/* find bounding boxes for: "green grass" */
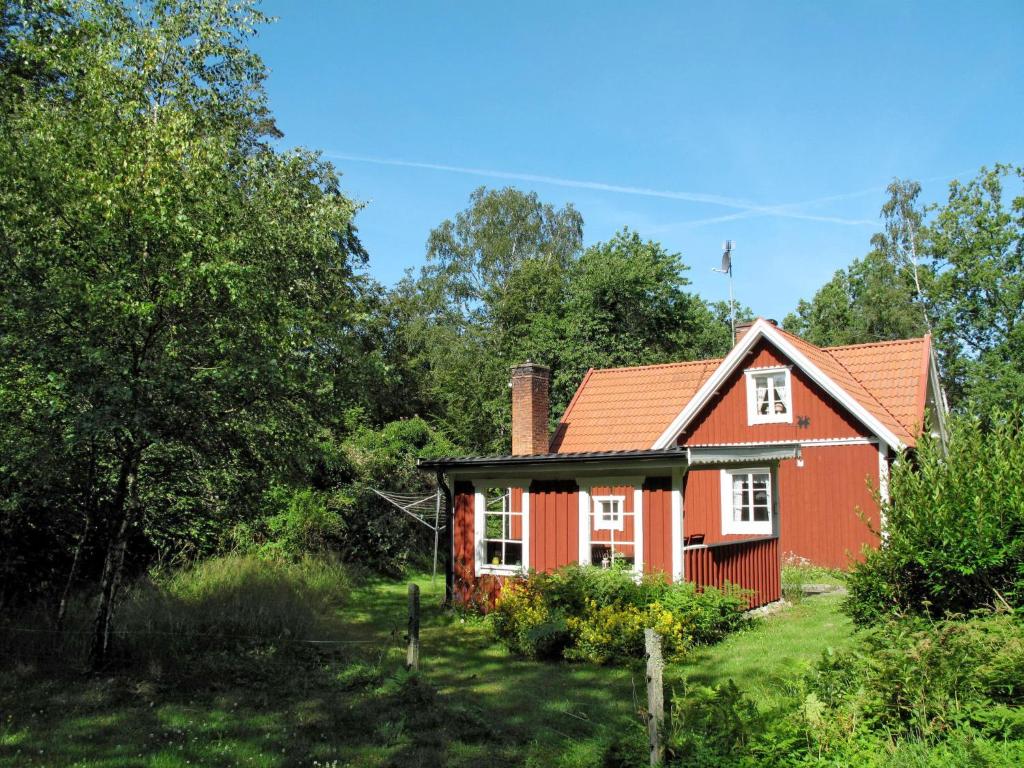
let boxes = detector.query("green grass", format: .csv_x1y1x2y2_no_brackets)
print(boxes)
677,592,853,710
0,573,852,768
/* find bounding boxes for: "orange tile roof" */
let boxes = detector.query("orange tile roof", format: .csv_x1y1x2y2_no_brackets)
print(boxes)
550,359,720,452
550,330,931,453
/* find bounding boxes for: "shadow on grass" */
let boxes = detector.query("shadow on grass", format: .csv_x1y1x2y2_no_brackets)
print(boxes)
0,579,851,768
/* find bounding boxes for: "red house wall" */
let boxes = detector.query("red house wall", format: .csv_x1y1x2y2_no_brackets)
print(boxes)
642,477,673,578
683,468,744,546
453,474,782,608
683,341,870,445
778,443,881,569
530,480,579,573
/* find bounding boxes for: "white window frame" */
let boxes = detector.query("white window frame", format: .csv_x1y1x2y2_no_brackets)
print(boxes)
720,467,773,536
592,495,625,531
745,366,793,425
577,478,644,575
473,479,530,577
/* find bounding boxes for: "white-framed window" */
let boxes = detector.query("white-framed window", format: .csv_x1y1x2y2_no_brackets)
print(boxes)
577,478,644,575
720,467,774,535
593,495,624,531
745,367,792,424
473,481,529,576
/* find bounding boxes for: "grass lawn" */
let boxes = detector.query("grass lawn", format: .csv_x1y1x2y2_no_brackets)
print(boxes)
0,576,853,768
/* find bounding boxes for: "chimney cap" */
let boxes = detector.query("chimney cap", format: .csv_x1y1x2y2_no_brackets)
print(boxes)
734,317,778,344
511,361,550,374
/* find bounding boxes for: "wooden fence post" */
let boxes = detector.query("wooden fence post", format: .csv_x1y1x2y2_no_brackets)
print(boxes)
406,583,420,671
645,628,665,766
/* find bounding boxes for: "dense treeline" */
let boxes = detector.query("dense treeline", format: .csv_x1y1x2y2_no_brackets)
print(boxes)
784,171,1024,414
1,0,1022,668
0,0,737,661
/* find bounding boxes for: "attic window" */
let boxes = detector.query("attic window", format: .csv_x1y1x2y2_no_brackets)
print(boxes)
745,367,792,425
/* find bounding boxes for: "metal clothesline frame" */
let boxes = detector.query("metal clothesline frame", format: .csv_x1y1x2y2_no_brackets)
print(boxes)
371,488,445,588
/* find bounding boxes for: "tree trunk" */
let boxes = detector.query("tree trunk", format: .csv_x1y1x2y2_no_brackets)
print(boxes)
55,510,92,632
89,448,139,670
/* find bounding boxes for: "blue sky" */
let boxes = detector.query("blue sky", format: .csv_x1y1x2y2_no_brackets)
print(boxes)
254,1,1022,321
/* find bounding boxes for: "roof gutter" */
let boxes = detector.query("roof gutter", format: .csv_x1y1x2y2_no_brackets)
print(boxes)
418,448,690,471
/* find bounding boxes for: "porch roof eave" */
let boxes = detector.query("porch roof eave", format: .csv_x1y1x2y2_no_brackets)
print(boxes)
418,443,801,480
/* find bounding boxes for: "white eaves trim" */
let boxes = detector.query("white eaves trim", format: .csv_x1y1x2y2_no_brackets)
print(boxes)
651,319,906,452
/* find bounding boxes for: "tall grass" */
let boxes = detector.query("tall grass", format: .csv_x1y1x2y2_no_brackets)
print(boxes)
0,554,350,671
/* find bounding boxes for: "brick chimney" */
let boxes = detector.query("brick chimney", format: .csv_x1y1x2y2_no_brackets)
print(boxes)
734,318,777,345
510,362,550,455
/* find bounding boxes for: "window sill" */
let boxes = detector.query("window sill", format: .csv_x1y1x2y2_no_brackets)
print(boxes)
721,524,773,537
477,564,526,577
748,415,792,425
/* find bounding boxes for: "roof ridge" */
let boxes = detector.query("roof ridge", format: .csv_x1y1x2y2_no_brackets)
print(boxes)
591,357,722,374
772,325,909,437
825,336,927,352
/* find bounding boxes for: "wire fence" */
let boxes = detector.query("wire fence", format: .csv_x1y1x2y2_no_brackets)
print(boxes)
0,609,412,666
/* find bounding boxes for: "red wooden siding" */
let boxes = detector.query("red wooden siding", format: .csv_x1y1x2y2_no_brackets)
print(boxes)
683,468,753,545
684,536,780,608
682,340,869,444
453,482,501,606
452,474,785,611
778,443,881,569
530,480,579,573
642,477,673,578
587,483,636,564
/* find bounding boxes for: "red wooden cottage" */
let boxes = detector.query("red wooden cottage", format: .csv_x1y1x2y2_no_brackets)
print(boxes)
421,318,946,608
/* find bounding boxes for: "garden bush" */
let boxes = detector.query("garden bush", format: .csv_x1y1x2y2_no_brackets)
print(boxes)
490,565,748,664
845,411,1024,624
0,554,351,671
607,612,1024,767
807,612,1024,741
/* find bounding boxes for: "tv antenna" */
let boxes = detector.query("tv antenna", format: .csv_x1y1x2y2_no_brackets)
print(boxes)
712,240,736,338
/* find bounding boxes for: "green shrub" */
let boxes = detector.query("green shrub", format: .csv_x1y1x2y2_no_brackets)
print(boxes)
605,613,1024,767
846,411,1024,624
0,554,351,671
490,565,748,664
120,554,350,663
808,613,1024,740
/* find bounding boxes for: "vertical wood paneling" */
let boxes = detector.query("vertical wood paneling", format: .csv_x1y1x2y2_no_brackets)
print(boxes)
529,480,579,574
683,536,780,608
683,468,755,545
683,340,869,445
642,477,673,578
778,443,881,568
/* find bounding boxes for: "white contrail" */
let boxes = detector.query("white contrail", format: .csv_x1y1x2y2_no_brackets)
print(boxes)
323,152,876,226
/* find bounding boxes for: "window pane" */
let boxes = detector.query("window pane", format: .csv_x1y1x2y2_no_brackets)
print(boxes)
732,476,746,521
772,373,788,413
757,378,769,414
753,505,770,522
485,513,503,538
591,544,612,567
485,540,504,565
504,543,523,567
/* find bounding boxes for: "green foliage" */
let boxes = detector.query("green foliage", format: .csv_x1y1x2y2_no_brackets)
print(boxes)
0,554,350,670
490,565,748,664
607,612,1024,767
929,164,1024,411
230,485,344,559
845,411,1024,624
0,0,379,642
781,553,846,603
808,614,1024,741
394,187,735,454
786,165,1024,417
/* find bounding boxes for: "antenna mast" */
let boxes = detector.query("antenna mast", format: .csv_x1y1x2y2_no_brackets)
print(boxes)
713,240,735,338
